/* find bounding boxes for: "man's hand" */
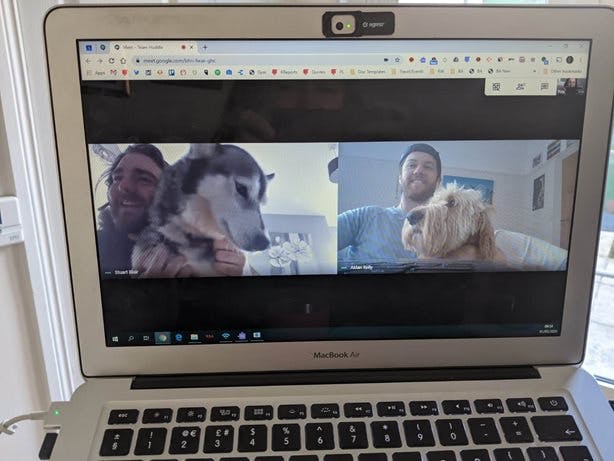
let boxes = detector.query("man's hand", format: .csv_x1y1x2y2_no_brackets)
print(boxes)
213,237,246,276
132,243,193,278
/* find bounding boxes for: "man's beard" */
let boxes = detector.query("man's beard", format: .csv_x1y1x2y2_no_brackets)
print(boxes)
110,205,149,235
405,179,438,204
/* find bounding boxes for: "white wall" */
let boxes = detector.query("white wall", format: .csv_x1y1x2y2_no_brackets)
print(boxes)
524,140,579,245
0,98,50,460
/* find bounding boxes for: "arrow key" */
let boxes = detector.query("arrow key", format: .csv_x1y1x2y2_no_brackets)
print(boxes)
531,415,582,442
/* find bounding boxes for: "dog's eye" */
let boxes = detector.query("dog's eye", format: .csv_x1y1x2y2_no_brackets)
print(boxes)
447,199,456,207
235,182,249,199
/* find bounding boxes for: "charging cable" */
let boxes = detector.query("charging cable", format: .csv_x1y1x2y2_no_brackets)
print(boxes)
0,411,48,436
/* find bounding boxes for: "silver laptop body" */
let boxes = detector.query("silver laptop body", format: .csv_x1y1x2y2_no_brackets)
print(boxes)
44,5,614,461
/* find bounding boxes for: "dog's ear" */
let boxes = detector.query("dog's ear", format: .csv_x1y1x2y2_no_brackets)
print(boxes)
422,206,447,257
476,211,495,260
187,143,217,159
266,173,275,182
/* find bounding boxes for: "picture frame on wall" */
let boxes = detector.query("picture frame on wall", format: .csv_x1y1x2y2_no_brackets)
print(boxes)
442,175,494,204
533,174,545,210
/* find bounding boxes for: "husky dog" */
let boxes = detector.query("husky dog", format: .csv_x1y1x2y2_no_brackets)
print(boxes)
402,183,497,260
132,143,274,276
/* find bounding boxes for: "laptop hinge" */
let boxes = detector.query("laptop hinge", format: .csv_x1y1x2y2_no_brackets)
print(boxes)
131,366,540,390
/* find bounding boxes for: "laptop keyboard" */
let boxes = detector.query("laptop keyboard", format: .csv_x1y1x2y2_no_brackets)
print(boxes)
96,396,594,461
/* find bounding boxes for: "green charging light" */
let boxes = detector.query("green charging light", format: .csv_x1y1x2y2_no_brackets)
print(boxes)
54,410,60,416
346,24,351,28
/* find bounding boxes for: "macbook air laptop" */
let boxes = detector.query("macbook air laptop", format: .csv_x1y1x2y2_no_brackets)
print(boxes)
43,4,614,461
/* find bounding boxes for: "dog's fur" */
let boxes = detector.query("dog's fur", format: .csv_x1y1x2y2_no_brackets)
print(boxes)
132,143,273,276
402,183,496,260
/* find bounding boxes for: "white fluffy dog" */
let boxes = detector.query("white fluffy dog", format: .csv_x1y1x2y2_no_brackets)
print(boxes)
402,183,497,260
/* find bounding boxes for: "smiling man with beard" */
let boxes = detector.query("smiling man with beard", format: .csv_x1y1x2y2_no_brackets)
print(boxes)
337,143,442,266
97,144,167,275
97,144,246,277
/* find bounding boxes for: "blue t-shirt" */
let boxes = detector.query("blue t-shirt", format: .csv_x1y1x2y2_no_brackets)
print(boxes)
338,206,417,265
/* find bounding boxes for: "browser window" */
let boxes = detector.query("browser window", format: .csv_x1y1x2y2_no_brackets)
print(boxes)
78,39,589,346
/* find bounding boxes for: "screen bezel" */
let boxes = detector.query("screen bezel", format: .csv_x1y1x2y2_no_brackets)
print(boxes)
44,5,614,377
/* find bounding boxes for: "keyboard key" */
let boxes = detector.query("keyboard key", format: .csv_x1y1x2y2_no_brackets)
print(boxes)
507,398,536,413
187,458,214,461
255,457,284,461
403,419,435,447
306,422,335,450
494,448,524,461
392,453,421,461
409,401,439,416
312,403,340,418
291,456,318,461
467,418,500,445
211,406,240,421
377,401,406,417
344,402,373,418
500,416,534,443
221,458,249,461
143,408,173,423
559,445,593,461
134,427,167,456
238,425,267,452
290,457,318,461
527,446,557,461
474,399,504,414
359,454,387,461
427,451,456,461
278,404,307,420
325,455,353,461
460,449,489,461
531,415,582,442
338,422,368,449
272,423,301,451
442,400,471,415
435,419,468,446
537,396,568,412
245,405,274,420
204,425,234,453
99,428,133,456
108,409,139,424
169,426,200,454
177,407,207,423
371,421,402,448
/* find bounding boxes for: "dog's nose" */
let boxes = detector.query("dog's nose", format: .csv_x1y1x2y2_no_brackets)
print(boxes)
250,234,270,251
406,210,424,225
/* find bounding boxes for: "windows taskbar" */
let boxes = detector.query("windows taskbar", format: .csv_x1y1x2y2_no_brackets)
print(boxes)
106,323,561,347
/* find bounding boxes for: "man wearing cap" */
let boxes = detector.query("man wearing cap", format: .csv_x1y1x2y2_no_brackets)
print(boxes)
337,143,441,265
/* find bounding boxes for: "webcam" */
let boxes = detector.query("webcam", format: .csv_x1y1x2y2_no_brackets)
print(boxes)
322,11,395,37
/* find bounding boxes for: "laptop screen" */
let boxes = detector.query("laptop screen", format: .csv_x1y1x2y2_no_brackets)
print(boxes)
77,39,589,347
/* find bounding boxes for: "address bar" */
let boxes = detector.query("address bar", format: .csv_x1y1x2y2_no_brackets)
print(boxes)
134,54,400,66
